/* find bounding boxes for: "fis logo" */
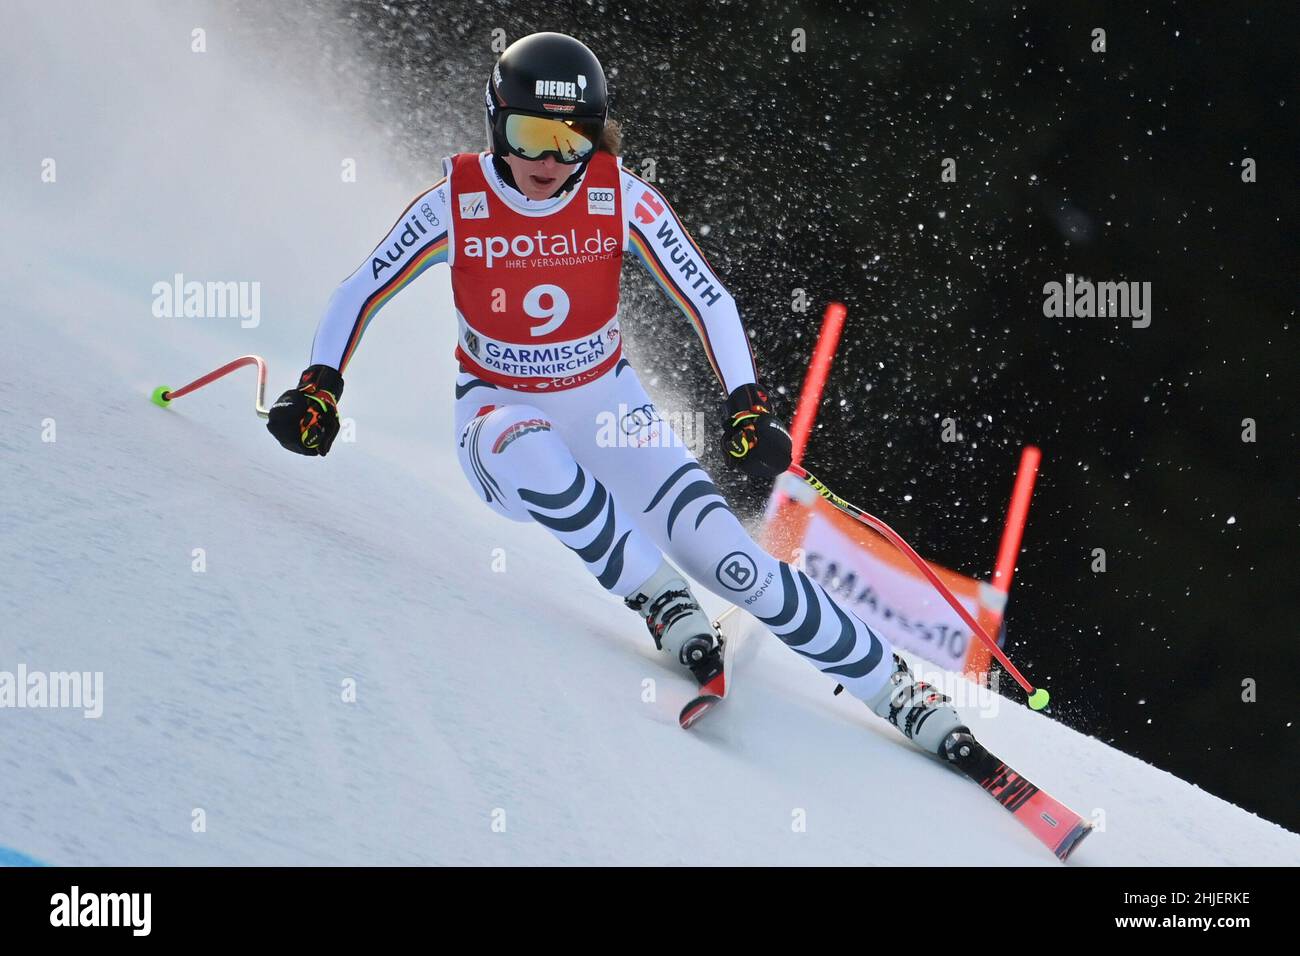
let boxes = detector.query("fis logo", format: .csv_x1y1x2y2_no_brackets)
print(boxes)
587,187,616,216
459,192,489,220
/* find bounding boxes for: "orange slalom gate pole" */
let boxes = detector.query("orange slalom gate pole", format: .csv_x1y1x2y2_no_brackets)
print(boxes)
992,446,1041,592
788,302,846,468
963,445,1042,679
761,302,846,553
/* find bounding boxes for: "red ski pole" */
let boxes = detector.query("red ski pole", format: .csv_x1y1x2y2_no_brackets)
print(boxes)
150,355,272,419
787,463,1050,710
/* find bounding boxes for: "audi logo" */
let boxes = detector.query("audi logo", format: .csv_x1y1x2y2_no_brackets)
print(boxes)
619,403,661,433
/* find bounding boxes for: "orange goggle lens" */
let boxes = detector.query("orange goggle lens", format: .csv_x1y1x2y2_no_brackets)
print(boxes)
503,114,601,164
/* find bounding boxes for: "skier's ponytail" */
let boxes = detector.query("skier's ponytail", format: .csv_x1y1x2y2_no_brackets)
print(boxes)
598,118,622,154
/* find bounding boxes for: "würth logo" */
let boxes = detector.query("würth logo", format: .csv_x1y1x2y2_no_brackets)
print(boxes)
634,190,665,225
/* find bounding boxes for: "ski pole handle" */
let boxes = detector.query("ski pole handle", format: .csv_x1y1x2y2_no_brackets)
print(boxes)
786,463,1047,706
151,354,272,419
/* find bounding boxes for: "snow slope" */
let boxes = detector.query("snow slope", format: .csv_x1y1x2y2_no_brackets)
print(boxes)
2,0,1297,866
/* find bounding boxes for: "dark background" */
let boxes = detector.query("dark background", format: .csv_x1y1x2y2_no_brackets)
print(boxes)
300,1,1296,830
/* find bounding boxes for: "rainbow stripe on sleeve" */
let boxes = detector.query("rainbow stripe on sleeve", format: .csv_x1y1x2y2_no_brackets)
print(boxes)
623,169,755,389
339,234,448,373
627,224,730,388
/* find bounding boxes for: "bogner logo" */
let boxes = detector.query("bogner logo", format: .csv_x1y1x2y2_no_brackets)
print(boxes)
716,551,759,592
459,192,489,219
587,187,616,216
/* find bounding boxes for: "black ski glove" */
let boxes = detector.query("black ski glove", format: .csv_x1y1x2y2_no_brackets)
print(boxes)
266,364,345,457
721,383,792,479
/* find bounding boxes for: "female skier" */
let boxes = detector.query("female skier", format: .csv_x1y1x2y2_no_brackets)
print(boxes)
267,32,964,753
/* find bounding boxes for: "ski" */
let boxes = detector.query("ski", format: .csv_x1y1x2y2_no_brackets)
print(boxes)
942,731,1094,861
674,619,1091,861
678,607,742,730
678,692,723,729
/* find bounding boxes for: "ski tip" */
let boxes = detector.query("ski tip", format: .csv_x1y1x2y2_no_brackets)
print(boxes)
678,694,723,730
1055,820,1095,862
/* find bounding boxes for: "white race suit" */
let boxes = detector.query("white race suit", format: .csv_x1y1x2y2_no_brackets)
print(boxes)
308,149,895,701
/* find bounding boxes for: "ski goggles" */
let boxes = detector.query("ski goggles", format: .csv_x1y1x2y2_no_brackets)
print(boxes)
501,113,603,164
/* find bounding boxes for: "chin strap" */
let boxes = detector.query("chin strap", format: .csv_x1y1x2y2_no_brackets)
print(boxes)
552,168,585,198
490,153,521,192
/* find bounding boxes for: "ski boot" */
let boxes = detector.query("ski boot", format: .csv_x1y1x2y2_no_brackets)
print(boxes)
624,559,725,697
864,653,968,755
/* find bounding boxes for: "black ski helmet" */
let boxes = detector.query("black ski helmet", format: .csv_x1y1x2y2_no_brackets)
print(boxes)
485,32,609,195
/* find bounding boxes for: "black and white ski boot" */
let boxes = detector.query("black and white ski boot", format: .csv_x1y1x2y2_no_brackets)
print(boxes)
864,653,968,755
624,560,725,697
